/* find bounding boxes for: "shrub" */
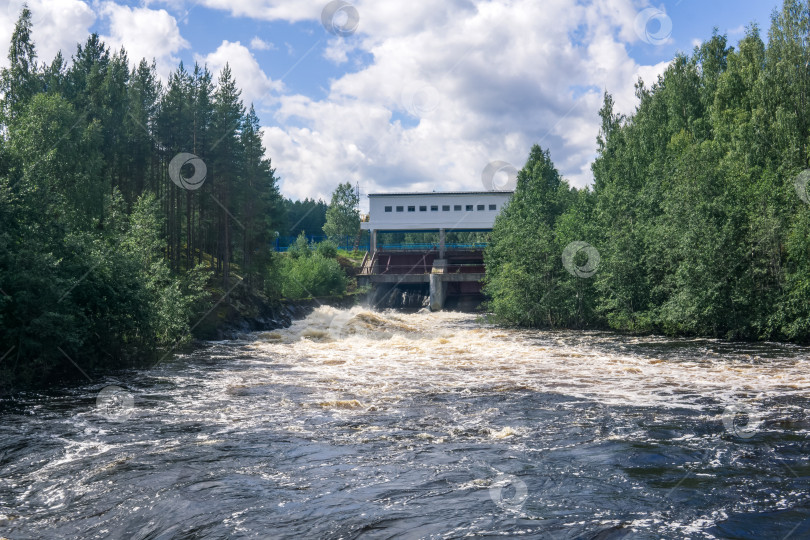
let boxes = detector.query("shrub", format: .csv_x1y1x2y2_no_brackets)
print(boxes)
287,232,311,259
280,253,347,299
315,240,338,259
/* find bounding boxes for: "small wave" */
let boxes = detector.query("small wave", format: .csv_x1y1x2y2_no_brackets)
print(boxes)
316,399,365,409
489,426,518,439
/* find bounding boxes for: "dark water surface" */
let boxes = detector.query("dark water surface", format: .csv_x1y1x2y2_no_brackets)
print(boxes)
2,307,809,539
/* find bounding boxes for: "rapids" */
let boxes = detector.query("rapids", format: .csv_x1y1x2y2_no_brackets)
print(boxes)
1,306,809,538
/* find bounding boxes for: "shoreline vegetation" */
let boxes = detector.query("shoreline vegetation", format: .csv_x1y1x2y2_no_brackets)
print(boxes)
484,0,810,343
0,8,360,390
2,1,810,390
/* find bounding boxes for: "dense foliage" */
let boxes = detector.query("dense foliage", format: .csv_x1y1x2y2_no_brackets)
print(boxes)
279,234,347,299
323,182,360,243
486,0,810,342
0,10,284,387
282,197,328,237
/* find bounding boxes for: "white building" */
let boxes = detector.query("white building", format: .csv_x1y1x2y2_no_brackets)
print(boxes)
360,191,513,232
359,191,513,310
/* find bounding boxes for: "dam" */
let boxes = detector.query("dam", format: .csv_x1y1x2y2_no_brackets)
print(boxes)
358,190,513,310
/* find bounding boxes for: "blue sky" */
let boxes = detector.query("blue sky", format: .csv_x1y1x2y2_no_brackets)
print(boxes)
0,0,785,208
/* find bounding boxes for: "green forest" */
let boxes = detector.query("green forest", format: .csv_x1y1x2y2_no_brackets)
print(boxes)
0,9,353,388
485,0,810,342
5,0,810,388
282,198,328,237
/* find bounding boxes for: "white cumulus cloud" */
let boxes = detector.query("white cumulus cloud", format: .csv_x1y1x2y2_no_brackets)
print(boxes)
0,0,679,206
99,3,189,79
247,0,673,202
195,40,283,107
250,36,274,51
198,0,326,22
0,0,95,69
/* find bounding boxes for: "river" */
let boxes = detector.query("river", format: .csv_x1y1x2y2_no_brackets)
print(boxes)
1,306,809,539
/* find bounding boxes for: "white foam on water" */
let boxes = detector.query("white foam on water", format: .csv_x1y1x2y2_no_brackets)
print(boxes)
240,306,810,413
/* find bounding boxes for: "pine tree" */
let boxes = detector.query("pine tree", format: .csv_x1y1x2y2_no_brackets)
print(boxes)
239,104,281,287
210,64,245,289
1,7,39,123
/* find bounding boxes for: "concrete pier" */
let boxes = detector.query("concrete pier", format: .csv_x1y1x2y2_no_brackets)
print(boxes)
429,259,447,311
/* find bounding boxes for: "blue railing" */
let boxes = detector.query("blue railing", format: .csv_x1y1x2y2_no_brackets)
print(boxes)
272,236,487,252
273,235,369,252
377,242,488,250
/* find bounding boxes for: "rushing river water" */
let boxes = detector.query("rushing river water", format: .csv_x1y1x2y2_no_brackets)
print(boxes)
2,306,810,539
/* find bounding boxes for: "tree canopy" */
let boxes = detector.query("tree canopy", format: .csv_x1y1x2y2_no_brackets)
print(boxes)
323,182,360,242
0,9,284,387
485,0,810,342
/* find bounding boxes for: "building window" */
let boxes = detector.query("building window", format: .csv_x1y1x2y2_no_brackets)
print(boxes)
477,204,485,211
430,205,438,211
396,206,404,212
408,206,415,212
442,205,450,211
489,204,496,210
466,204,473,211
454,205,462,211
419,205,427,211
384,206,392,212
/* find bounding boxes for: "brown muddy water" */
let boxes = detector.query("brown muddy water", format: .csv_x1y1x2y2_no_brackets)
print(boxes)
1,306,809,539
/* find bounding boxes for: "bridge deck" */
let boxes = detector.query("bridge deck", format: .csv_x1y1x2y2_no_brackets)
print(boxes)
359,249,485,276
367,273,485,283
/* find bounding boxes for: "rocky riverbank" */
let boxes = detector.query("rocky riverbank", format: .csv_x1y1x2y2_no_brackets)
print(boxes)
193,288,363,341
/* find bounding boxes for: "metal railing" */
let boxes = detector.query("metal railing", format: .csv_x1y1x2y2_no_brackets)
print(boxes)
272,237,487,253
376,242,488,251
367,263,485,275
273,235,369,252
